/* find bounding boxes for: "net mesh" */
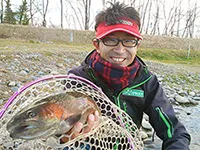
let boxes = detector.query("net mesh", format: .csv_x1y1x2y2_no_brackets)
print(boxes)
0,75,144,150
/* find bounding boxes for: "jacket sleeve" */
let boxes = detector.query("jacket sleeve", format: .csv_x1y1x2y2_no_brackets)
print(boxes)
144,75,191,150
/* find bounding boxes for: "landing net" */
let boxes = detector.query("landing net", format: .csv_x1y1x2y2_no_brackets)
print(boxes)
0,74,143,150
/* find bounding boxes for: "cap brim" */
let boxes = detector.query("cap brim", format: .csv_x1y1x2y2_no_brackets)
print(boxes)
96,20,143,40
96,28,143,40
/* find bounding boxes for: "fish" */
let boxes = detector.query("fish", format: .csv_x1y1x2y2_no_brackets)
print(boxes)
6,92,100,140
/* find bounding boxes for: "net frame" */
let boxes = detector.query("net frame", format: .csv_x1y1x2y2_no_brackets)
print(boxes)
0,74,144,150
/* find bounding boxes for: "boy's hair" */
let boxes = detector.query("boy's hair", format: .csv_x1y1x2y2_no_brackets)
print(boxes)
95,2,141,31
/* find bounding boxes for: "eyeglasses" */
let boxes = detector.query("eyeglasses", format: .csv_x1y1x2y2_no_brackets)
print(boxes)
98,37,139,47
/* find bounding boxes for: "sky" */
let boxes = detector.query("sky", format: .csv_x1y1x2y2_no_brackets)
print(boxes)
11,0,104,29
8,0,200,37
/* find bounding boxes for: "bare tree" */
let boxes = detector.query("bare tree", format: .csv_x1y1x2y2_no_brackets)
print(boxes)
64,13,76,29
42,0,49,27
128,0,136,7
189,2,199,38
84,0,91,30
168,6,177,36
29,0,33,25
66,0,83,29
0,0,3,23
145,0,152,34
150,0,160,35
29,0,49,27
168,1,185,37
182,0,199,38
60,0,63,28
137,0,144,17
65,0,92,30
176,1,182,37
190,2,197,37
140,0,150,33
161,0,179,36
28,0,42,26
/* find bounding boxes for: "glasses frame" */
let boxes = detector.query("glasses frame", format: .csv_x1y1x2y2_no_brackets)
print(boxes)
96,37,139,48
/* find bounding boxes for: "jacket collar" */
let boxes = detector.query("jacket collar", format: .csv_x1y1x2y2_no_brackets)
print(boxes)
82,50,152,93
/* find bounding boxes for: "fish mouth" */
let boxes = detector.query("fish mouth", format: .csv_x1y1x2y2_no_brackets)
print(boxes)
8,122,38,132
7,121,58,140
8,124,37,138
19,124,37,131
8,124,50,140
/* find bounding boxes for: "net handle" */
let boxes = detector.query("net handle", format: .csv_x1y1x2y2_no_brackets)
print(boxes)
0,74,102,119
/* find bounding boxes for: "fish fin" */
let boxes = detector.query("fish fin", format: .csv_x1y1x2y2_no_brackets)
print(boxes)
56,114,81,134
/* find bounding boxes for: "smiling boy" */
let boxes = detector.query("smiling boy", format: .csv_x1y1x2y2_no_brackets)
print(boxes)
68,2,191,149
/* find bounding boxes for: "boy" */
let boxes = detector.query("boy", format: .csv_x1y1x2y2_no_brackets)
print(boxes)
68,2,190,149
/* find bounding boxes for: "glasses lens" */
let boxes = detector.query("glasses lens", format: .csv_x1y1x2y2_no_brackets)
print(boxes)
101,38,138,47
102,38,119,46
123,39,138,47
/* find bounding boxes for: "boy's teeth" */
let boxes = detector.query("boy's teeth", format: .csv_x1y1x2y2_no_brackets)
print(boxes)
113,58,124,62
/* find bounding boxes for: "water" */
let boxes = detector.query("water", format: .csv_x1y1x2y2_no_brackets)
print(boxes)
144,104,200,150
177,104,200,150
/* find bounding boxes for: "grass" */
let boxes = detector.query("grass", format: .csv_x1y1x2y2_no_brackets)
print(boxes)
137,47,200,65
0,38,93,52
0,38,199,91
0,38,200,66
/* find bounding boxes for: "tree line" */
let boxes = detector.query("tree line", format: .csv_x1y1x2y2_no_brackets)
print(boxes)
1,0,29,25
0,0,200,38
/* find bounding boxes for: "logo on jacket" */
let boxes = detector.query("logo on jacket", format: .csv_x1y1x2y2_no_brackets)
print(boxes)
122,89,144,98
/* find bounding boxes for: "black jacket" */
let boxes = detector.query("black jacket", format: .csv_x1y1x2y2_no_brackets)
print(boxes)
68,50,191,150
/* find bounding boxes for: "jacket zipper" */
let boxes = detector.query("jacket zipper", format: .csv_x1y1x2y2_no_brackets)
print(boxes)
116,75,152,106
113,75,152,132
155,107,173,138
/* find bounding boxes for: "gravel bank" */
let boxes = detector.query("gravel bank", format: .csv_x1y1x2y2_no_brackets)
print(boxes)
0,51,200,149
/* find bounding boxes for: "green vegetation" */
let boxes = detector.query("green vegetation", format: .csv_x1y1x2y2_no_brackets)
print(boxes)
3,0,17,24
2,0,29,24
137,48,200,65
0,38,199,90
0,38,200,66
0,38,93,52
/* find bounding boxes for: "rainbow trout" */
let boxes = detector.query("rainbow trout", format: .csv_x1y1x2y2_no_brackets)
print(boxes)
6,92,100,140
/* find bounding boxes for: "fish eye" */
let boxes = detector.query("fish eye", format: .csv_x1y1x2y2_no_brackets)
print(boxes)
27,111,36,118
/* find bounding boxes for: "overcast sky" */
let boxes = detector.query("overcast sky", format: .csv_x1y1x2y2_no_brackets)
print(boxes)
8,0,200,37
11,0,103,29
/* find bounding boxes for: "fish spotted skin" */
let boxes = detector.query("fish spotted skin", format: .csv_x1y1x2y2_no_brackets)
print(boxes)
6,92,100,140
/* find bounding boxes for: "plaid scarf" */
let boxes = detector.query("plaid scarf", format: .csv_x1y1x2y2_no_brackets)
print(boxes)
88,51,140,92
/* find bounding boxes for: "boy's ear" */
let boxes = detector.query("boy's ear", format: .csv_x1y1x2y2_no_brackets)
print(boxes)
92,38,100,52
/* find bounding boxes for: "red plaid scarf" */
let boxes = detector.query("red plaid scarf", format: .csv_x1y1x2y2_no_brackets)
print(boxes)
88,51,140,92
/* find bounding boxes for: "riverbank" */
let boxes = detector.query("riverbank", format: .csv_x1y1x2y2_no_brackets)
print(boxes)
0,38,200,149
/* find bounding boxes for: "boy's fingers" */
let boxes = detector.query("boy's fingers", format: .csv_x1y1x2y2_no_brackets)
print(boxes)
74,122,84,132
61,122,83,143
71,122,84,139
63,111,99,142
83,111,99,133
83,114,95,133
94,110,99,121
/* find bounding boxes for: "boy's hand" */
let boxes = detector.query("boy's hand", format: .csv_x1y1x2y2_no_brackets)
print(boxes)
61,110,99,142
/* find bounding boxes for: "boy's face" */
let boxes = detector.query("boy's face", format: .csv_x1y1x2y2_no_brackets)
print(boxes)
93,31,139,67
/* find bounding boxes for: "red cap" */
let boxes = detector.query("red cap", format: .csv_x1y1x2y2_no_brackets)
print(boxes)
96,19,142,40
